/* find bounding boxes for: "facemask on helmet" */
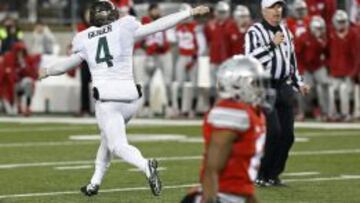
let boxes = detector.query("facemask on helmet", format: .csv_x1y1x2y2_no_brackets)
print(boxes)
333,10,349,31
89,0,119,27
217,55,276,110
233,5,251,26
310,16,326,38
292,0,308,19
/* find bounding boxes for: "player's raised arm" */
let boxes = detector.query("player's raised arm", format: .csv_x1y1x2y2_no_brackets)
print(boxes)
134,5,209,41
38,54,83,80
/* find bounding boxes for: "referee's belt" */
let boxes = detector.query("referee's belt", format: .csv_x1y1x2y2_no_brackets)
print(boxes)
271,77,291,87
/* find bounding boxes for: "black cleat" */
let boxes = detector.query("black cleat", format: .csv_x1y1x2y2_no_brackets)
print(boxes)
147,159,162,196
267,178,287,187
80,183,100,196
255,178,269,187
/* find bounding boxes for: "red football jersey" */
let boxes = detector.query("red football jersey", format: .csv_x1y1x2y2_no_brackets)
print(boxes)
141,16,170,55
204,19,234,64
329,28,357,77
176,21,198,56
295,31,327,73
225,23,248,56
200,99,266,196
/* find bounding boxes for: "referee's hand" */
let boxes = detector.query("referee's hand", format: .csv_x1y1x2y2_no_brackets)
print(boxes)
273,32,285,46
299,84,311,96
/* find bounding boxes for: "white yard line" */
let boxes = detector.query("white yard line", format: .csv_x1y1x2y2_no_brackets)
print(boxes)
1,117,360,129
1,175,360,199
0,126,95,133
0,183,199,199
1,148,360,169
283,172,320,177
128,167,167,172
296,131,360,137
54,165,92,170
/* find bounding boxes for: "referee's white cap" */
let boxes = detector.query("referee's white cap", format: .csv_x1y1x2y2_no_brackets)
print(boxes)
261,0,285,9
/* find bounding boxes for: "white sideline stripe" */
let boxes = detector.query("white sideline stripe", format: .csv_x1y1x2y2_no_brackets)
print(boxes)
54,165,92,170
0,183,199,199
294,137,309,142
2,148,360,169
2,117,360,129
283,172,320,177
1,175,360,199
128,167,167,172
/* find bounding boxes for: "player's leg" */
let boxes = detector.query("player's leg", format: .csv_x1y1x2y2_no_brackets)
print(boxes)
182,59,197,116
97,101,161,195
354,83,360,119
314,67,330,119
21,77,35,116
81,133,111,196
327,77,340,120
159,52,174,113
339,77,352,121
172,56,187,114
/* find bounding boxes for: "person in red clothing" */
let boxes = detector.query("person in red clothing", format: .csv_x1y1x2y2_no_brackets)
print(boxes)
287,0,311,38
306,0,336,29
172,4,206,118
296,16,329,120
204,1,234,106
226,5,251,57
351,1,360,119
110,0,136,16
328,10,357,121
0,42,40,116
140,3,174,117
181,56,270,203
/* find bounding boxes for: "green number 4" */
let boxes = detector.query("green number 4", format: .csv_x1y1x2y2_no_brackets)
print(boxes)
96,37,114,67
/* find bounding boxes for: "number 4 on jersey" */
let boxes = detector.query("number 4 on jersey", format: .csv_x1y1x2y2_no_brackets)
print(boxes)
96,37,114,67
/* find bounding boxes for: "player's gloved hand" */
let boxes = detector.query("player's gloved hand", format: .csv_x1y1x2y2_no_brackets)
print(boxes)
191,5,210,16
38,68,48,80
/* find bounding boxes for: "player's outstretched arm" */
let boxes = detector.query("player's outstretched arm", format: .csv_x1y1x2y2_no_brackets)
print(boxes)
38,54,83,80
134,5,209,41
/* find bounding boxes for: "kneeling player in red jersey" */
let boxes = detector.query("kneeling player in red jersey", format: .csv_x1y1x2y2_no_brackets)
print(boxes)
181,55,275,203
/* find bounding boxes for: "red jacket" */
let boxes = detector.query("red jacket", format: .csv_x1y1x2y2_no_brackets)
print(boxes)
225,23,248,57
287,16,311,38
140,16,170,55
204,18,234,64
295,31,327,73
200,99,266,196
176,21,198,56
306,0,336,28
328,28,357,77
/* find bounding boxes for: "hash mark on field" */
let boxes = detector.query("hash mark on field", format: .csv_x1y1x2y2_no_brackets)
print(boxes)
1,175,360,199
54,165,92,170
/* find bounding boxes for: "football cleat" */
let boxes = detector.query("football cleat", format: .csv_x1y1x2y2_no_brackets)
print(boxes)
267,178,287,187
147,159,162,196
80,183,100,196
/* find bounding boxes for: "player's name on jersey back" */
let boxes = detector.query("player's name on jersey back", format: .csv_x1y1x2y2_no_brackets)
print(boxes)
88,25,113,39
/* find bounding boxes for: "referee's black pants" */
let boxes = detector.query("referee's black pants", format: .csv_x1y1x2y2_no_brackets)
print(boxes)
259,82,296,180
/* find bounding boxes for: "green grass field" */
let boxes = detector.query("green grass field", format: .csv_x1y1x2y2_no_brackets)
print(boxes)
0,121,360,203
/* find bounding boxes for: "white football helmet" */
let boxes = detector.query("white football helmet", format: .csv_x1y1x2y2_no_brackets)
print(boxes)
215,1,230,20
292,0,308,19
310,16,326,38
217,55,275,109
233,5,251,25
333,10,349,31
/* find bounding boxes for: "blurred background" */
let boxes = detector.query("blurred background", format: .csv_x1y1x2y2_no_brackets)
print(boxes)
0,0,360,123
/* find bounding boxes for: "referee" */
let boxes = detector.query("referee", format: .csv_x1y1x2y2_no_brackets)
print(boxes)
245,0,310,186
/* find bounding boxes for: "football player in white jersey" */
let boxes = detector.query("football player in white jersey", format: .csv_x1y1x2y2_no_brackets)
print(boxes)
38,0,209,197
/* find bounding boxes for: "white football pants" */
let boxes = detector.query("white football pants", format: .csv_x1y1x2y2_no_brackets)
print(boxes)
90,100,149,185
328,77,353,117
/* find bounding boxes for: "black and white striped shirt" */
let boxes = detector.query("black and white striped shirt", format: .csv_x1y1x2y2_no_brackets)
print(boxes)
245,20,303,88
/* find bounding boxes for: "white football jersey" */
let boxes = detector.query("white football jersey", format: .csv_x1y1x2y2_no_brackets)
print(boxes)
72,16,141,101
